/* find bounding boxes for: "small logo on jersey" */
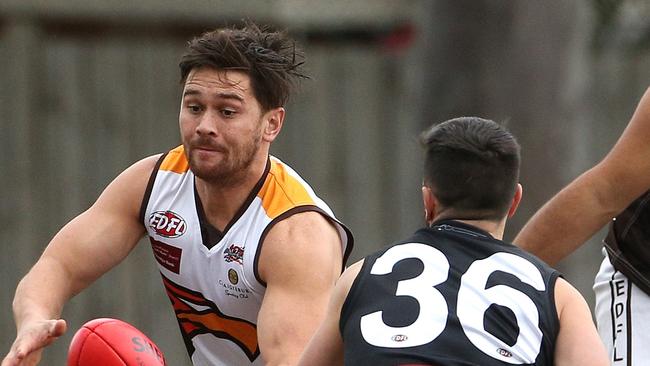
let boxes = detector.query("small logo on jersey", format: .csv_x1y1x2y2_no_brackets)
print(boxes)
224,244,244,264
391,334,408,342
228,268,239,285
496,348,513,358
149,211,187,238
218,278,251,300
150,238,182,274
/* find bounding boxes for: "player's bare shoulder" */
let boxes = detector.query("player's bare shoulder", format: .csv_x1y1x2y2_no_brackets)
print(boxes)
258,211,343,283
120,154,163,183
90,154,163,216
271,210,340,241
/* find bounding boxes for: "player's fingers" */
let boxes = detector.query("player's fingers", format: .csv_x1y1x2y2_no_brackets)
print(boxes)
49,319,67,338
1,319,65,366
10,351,41,366
4,320,62,365
5,347,42,366
1,354,16,366
21,352,42,366
2,342,27,366
2,347,36,366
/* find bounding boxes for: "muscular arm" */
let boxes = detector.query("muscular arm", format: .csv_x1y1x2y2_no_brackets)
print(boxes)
515,87,650,265
553,278,608,365
297,260,363,366
256,211,344,366
2,155,158,366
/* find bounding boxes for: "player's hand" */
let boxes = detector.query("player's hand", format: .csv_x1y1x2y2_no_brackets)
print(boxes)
2,319,67,366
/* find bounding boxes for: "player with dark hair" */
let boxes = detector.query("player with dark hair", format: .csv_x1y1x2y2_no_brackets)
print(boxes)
515,87,650,365
298,117,607,365
2,22,352,366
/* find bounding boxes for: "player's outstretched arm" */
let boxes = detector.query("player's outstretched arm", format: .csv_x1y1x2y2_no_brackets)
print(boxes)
297,260,363,366
553,278,609,366
515,87,650,265
2,155,159,366
256,211,344,366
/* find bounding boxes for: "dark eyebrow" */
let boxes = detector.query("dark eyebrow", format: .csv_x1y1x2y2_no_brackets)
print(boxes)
182,89,201,98
216,92,245,102
182,89,245,103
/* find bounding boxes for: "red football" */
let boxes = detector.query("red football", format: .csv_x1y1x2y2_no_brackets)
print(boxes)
67,318,166,366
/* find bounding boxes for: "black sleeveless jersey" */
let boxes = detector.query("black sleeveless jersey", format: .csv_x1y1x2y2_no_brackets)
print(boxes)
340,220,561,366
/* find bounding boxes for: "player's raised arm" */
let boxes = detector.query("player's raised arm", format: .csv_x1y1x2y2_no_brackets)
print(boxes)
2,155,158,366
256,211,344,365
515,87,650,265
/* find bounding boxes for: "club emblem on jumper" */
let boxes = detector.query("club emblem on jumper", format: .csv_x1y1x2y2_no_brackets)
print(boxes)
149,211,187,238
224,244,244,264
228,268,239,285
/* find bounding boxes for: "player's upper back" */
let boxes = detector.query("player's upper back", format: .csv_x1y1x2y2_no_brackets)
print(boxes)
340,220,560,366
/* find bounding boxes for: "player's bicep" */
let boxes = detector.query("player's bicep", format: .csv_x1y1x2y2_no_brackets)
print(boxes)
257,211,343,365
39,155,158,292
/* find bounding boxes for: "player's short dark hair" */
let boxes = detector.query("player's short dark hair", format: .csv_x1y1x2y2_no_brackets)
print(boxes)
179,21,307,112
420,117,520,220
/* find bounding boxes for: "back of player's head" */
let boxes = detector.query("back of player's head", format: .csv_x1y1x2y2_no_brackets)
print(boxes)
420,117,520,220
179,21,307,112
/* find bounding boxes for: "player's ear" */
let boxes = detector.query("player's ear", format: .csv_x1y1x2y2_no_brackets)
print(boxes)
422,185,437,225
507,183,523,218
262,107,284,142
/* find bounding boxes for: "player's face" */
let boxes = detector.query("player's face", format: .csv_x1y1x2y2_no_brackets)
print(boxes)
179,68,265,184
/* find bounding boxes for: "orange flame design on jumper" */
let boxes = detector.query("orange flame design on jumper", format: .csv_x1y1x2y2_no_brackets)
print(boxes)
161,275,259,361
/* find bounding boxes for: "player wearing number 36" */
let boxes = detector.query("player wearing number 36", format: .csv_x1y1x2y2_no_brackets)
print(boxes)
298,117,608,366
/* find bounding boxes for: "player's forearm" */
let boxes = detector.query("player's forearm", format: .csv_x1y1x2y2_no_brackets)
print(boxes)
515,171,618,265
258,298,331,366
259,326,312,366
12,257,75,329
297,350,342,366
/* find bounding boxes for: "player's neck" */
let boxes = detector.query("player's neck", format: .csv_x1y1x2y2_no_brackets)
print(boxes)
432,215,506,240
453,218,506,240
195,158,268,231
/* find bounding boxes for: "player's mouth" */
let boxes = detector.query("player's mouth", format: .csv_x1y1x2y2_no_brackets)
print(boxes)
191,143,226,154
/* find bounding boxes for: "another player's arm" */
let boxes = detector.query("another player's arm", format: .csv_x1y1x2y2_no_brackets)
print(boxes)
256,211,344,366
553,278,609,366
297,260,363,366
515,87,650,265
2,155,158,366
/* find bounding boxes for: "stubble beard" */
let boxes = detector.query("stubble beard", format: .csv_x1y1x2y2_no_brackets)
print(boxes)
188,135,263,187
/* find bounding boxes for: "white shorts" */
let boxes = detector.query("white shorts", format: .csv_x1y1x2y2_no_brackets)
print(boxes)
594,248,650,365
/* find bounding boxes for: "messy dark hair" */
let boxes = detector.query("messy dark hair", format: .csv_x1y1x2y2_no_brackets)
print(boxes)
420,117,521,220
179,21,308,111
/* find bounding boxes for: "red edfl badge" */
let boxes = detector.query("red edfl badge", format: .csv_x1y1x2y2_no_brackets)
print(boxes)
149,211,187,238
